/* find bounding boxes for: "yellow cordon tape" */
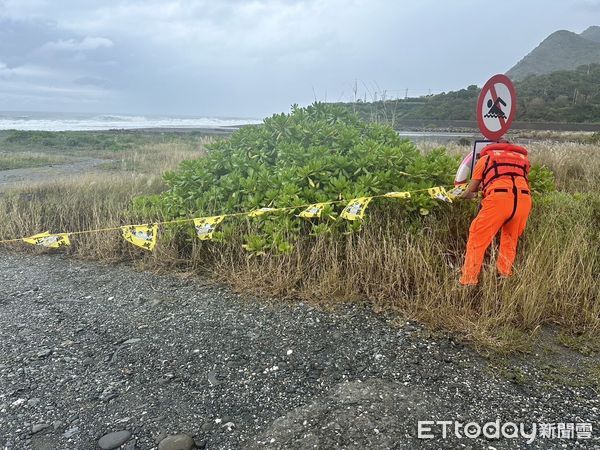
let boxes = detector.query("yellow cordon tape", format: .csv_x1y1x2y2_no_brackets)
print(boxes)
0,185,463,251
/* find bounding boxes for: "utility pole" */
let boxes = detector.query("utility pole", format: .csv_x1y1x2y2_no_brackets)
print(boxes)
352,79,358,113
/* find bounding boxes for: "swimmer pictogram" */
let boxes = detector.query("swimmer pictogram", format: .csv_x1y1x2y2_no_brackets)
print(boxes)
484,97,507,119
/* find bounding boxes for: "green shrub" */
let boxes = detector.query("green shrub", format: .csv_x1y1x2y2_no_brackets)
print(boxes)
135,104,461,251
135,103,555,253
529,164,556,193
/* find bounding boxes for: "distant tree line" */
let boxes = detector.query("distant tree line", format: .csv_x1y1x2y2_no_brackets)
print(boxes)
333,64,600,124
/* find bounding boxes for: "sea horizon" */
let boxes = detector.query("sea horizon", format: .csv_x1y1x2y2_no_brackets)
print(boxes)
0,111,262,132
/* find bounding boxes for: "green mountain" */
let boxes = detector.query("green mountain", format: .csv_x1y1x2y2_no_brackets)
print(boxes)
580,25,600,43
507,27,600,80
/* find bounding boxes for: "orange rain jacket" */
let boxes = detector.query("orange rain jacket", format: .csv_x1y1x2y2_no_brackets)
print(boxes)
460,143,532,285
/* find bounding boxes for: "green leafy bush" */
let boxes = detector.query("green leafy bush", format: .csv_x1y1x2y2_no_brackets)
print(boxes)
529,164,556,193
135,103,555,252
135,103,461,251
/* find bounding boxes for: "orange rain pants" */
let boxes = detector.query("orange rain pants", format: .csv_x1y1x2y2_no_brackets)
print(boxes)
460,188,532,285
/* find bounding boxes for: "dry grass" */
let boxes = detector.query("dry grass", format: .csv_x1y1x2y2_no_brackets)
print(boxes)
200,192,598,354
0,173,163,258
526,141,600,191
428,139,600,192
0,152,70,170
99,141,208,174
0,138,210,259
0,136,598,353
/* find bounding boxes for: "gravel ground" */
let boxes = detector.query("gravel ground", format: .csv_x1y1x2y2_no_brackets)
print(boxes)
0,252,598,449
0,159,108,189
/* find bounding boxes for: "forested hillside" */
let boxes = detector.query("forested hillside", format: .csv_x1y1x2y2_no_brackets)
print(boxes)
334,64,600,124
507,28,600,80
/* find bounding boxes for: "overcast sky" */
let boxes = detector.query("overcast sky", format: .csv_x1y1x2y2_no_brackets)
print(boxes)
0,0,598,117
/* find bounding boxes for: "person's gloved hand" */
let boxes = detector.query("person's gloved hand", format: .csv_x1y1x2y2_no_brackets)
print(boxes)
461,191,478,200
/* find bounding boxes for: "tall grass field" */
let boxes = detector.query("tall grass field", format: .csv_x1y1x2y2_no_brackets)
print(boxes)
0,105,598,353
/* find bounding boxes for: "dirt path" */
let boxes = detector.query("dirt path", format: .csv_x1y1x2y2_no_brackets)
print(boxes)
0,159,108,190
0,253,598,449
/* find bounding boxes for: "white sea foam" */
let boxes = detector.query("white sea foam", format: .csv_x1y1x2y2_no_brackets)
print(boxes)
0,112,262,131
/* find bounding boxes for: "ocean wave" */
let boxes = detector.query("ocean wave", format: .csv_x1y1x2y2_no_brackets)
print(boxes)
0,113,262,131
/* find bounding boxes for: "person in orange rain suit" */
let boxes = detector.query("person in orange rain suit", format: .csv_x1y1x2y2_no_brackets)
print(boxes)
459,141,532,285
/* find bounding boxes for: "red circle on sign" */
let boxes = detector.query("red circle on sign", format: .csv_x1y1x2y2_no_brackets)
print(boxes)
476,74,517,141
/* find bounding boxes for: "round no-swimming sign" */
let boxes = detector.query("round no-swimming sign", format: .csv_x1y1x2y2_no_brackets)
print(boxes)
476,74,516,141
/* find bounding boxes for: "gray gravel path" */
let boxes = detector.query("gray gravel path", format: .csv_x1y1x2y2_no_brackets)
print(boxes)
0,252,598,449
0,159,108,190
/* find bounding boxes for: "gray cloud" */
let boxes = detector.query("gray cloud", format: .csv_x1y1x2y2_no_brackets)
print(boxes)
40,37,114,52
0,0,597,116
73,76,110,88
